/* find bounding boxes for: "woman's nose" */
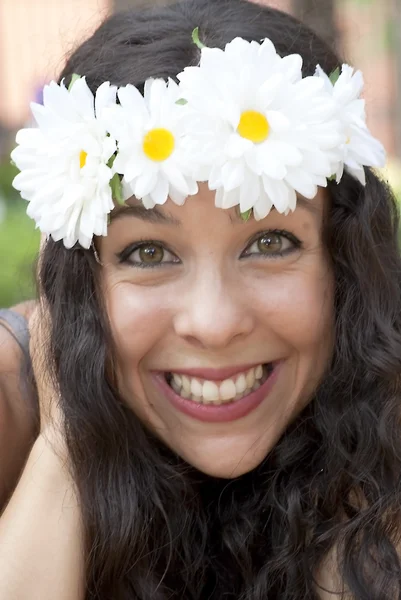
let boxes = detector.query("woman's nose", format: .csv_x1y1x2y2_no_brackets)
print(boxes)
173,272,255,350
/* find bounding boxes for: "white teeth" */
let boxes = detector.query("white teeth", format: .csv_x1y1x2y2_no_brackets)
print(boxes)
220,379,237,401
173,374,182,388
235,373,247,394
171,378,180,394
202,381,219,403
182,375,191,394
168,363,270,405
190,378,203,397
255,364,263,380
246,368,255,388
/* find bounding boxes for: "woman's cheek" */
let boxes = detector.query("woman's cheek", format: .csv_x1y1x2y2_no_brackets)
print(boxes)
249,266,334,347
105,281,171,361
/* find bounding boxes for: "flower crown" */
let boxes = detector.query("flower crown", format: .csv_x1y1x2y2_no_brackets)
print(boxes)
11,30,386,249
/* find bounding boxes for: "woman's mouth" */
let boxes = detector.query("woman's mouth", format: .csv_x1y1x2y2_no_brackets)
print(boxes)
165,363,272,405
153,363,279,423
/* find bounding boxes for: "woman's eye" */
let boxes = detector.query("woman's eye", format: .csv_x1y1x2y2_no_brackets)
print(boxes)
243,231,300,258
120,242,179,267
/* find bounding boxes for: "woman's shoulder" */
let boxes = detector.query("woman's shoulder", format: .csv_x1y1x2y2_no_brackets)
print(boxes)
0,301,35,373
0,301,38,507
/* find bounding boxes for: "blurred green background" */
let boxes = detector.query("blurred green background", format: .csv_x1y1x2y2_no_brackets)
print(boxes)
0,162,39,307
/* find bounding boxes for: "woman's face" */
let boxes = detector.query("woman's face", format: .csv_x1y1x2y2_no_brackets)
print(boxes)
99,184,334,478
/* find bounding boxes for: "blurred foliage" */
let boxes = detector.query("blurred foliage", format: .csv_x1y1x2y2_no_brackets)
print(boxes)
0,161,20,204
0,199,39,307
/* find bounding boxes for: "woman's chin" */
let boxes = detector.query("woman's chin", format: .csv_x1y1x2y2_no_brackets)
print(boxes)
178,445,269,479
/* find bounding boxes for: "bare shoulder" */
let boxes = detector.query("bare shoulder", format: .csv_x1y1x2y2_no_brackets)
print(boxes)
0,301,38,507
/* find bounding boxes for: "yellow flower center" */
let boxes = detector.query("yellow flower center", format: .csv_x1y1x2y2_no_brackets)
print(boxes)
237,110,270,144
79,150,88,169
143,128,175,162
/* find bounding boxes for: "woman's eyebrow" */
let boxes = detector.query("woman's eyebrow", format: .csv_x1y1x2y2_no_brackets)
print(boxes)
110,204,181,226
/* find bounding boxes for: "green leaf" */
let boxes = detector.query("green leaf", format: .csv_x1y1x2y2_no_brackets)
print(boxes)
192,27,206,50
107,153,116,169
68,73,81,91
110,173,124,205
241,209,252,222
176,98,188,105
329,67,341,86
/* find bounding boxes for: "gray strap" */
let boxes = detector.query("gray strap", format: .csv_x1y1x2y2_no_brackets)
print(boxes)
0,309,30,358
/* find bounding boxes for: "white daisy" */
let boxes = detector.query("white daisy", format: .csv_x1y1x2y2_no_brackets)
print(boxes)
11,77,117,249
178,37,344,219
315,64,386,185
103,78,198,209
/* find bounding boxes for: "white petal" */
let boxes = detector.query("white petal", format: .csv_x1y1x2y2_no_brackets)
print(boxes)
256,145,287,179
244,148,263,176
133,169,159,198
150,174,169,205
266,111,290,133
220,187,241,209
118,85,148,120
262,176,292,214
285,169,318,199
280,54,303,83
239,171,262,213
145,78,167,120
168,186,188,206
42,81,77,121
95,81,117,117
225,134,253,159
14,127,43,148
345,164,366,185
314,65,334,94
122,178,134,201
142,194,156,209
257,74,284,108
221,161,245,192
70,77,95,119
163,162,192,195
215,186,224,208
118,154,148,182
253,195,273,220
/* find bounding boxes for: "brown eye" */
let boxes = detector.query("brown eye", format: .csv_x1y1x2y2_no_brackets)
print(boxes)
243,231,298,258
138,243,165,264
257,234,283,254
122,242,179,267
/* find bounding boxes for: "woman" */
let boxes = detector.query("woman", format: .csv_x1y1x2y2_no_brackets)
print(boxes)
0,0,400,598
0,302,37,505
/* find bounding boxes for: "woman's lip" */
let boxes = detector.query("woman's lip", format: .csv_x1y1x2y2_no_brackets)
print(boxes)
154,363,270,382
152,363,280,424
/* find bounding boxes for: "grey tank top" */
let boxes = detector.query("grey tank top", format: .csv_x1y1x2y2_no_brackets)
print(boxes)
0,309,30,360
0,309,38,429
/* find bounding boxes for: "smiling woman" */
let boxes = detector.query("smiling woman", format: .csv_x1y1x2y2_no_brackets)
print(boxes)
1,0,401,599
98,186,332,476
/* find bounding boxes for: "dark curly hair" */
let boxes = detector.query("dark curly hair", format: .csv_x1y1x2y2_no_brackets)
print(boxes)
39,0,401,598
